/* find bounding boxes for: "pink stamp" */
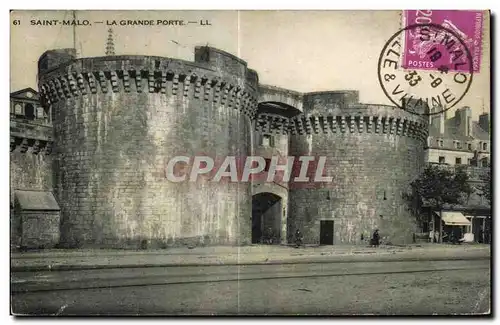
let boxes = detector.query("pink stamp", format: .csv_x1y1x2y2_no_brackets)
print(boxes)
402,10,484,72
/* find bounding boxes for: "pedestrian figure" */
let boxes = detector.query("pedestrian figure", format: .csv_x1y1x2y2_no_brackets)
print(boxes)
370,229,380,247
266,227,274,244
294,229,303,248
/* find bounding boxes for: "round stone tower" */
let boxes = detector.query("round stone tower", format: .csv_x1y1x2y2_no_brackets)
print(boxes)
287,91,428,245
38,47,258,248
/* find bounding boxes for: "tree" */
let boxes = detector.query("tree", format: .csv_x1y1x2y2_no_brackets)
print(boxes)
407,164,473,242
479,168,491,206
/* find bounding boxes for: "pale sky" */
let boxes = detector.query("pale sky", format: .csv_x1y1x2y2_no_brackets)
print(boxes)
10,10,490,120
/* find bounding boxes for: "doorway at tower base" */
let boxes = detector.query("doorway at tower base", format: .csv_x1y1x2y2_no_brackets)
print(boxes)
252,192,282,245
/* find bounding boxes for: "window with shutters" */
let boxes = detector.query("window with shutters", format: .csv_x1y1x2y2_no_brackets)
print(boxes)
14,102,23,115
36,106,44,119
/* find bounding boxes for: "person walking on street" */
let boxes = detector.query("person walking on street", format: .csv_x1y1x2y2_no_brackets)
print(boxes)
371,229,380,247
294,229,303,248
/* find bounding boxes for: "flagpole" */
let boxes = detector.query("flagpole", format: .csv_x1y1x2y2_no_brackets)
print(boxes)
73,10,78,57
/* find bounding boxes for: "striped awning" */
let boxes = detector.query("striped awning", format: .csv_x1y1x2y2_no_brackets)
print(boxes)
434,211,471,226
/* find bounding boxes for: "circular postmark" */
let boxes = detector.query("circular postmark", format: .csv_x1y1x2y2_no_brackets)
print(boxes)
378,23,474,116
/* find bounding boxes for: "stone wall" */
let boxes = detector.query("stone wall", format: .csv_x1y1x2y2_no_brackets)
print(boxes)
20,210,60,249
10,151,53,199
10,121,53,248
258,85,303,112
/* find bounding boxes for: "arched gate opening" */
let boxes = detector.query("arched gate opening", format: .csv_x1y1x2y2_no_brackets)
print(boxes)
251,192,282,244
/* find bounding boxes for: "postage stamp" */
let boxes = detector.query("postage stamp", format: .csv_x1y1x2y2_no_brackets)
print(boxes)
402,10,484,73
378,22,474,115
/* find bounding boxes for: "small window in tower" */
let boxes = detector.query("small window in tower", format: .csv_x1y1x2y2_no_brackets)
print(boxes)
482,158,489,167
456,141,462,149
262,134,274,147
439,156,445,164
468,143,472,150
269,135,275,147
455,157,462,165
483,143,488,151
262,135,269,147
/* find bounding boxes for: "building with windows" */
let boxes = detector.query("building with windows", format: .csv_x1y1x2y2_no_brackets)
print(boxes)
10,88,59,249
426,106,490,167
424,106,491,244
10,88,51,123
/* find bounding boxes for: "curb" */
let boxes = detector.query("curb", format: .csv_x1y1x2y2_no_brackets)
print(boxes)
11,254,491,273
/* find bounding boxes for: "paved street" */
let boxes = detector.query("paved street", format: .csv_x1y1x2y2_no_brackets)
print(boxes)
11,244,491,270
11,258,490,315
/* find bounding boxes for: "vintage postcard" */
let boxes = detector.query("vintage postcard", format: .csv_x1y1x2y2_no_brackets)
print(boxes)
10,9,491,316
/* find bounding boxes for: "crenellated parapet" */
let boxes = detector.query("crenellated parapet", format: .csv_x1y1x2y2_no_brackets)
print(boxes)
10,136,52,155
287,114,428,142
38,51,260,120
10,119,53,155
40,70,258,120
255,113,290,135
254,102,428,142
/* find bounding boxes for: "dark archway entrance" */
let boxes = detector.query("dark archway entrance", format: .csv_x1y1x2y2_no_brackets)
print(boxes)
252,192,282,244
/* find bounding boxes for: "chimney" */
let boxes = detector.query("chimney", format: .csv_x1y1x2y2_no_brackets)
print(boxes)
439,111,445,134
428,106,434,125
429,105,445,134
455,107,472,137
430,110,445,135
479,113,490,133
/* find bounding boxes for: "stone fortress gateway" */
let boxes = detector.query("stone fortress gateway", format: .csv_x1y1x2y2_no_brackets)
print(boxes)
29,46,428,248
